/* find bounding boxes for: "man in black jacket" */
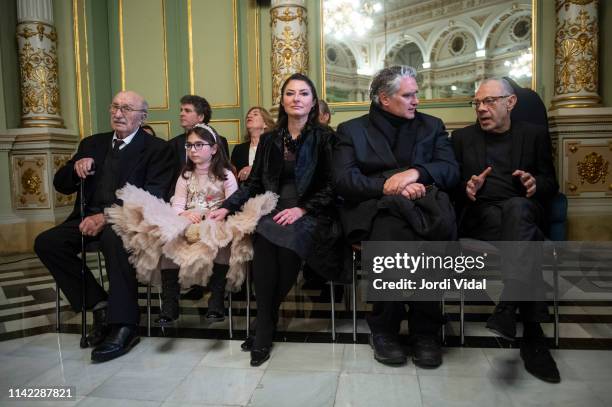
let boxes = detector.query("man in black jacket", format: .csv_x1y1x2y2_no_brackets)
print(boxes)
452,78,560,383
35,91,174,363
333,66,459,368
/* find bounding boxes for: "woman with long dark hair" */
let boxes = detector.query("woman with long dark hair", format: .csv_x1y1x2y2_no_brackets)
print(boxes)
209,73,340,366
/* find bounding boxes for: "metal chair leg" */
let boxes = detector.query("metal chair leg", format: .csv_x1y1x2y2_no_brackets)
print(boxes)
246,263,251,336
460,288,465,346
146,284,151,337
55,283,61,332
228,291,233,339
553,247,560,347
330,281,336,341
352,255,357,343
441,295,446,344
97,250,103,287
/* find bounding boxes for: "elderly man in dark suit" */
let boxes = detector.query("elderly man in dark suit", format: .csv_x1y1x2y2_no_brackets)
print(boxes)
35,91,174,363
452,78,560,383
333,66,459,368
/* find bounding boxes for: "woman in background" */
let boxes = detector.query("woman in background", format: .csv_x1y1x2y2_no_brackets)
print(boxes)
231,107,275,182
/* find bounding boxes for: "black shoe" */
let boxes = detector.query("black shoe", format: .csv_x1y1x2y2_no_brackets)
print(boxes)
369,333,407,365
205,291,225,322
86,307,110,347
91,325,140,363
157,270,180,326
181,285,205,301
486,303,517,341
241,336,255,352
250,347,271,366
411,335,442,369
520,337,561,383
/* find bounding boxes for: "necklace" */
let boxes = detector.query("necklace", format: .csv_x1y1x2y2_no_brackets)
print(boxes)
281,128,299,154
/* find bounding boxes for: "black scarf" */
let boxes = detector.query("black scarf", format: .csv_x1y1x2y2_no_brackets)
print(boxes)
369,102,411,148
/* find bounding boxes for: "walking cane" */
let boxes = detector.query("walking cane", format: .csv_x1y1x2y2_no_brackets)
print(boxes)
79,178,89,348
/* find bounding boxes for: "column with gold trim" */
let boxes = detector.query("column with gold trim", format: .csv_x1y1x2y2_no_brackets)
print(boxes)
270,0,308,105
16,0,65,128
550,0,601,109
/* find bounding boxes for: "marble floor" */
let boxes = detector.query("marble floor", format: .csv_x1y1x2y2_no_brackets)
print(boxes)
1,332,611,407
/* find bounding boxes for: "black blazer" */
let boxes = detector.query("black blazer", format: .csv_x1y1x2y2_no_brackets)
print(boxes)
230,141,251,173
333,111,459,203
54,129,175,221
167,128,230,198
451,121,558,210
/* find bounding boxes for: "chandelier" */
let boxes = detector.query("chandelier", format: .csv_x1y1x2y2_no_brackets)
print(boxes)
504,48,533,79
324,0,383,40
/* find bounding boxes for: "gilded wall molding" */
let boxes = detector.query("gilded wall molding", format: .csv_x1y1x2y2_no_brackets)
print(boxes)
551,0,601,108
563,139,612,196
11,154,50,208
16,15,64,128
270,1,308,105
53,154,75,206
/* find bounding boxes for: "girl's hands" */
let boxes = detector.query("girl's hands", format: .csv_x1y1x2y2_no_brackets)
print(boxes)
207,208,230,221
180,210,202,224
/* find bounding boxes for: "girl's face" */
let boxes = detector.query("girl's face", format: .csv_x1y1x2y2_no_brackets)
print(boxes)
246,109,266,133
186,132,217,165
281,80,314,120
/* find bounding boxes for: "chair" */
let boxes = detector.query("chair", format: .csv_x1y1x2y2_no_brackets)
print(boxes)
457,192,568,346
327,247,359,342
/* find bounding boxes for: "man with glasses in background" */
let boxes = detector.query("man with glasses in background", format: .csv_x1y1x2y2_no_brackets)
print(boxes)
452,78,560,383
35,91,174,363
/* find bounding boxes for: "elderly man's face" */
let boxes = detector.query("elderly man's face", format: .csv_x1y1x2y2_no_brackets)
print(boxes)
474,81,516,133
379,76,419,120
110,91,146,138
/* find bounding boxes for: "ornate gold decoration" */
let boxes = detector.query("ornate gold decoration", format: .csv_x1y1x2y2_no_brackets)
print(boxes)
18,41,60,116
576,152,608,184
17,23,57,42
271,6,308,104
567,182,578,192
554,9,598,95
21,168,42,195
271,7,306,25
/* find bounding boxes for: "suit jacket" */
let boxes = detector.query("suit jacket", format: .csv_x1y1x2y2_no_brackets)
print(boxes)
451,121,558,213
167,128,230,198
230,141,250,173
333,111,459,240
54,128,175,221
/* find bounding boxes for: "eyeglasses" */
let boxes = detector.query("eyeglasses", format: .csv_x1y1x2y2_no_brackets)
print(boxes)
109,104,146,114
470,95,511,108
184,142,211,151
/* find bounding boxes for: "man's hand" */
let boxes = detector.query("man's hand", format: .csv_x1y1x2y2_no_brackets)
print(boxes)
79,213,106,236
383,168,420,195
513,169,536,198
466,166,492,201
273,207,306,226
74,158,95,179
179,210,202,224
237,166,252,181
207,208,230,221
401,183,427,200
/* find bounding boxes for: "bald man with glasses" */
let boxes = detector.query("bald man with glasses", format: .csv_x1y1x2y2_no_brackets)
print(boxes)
452,78,560,383
35,91,174,363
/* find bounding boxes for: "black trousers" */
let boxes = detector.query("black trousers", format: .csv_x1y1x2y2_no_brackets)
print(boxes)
252,234,302,348
35,218,140,325
460,197,548,322
365,211,443,336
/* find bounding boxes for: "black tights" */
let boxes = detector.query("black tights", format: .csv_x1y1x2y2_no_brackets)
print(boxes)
252,234,302,349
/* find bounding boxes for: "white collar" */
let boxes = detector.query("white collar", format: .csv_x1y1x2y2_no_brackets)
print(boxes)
112,128,139,148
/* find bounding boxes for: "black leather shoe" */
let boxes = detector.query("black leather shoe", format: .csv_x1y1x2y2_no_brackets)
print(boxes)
86,307,110,347
520,337,561,383
411,335,442,368
486,303,517,341
205,291,225,322
250,347,271,366
91,325,140,363
369,333,407,365
241,336,255,351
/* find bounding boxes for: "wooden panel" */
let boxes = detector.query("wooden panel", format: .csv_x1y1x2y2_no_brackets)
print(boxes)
210,119,241,145
120,0,169,109
189,0,239,108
